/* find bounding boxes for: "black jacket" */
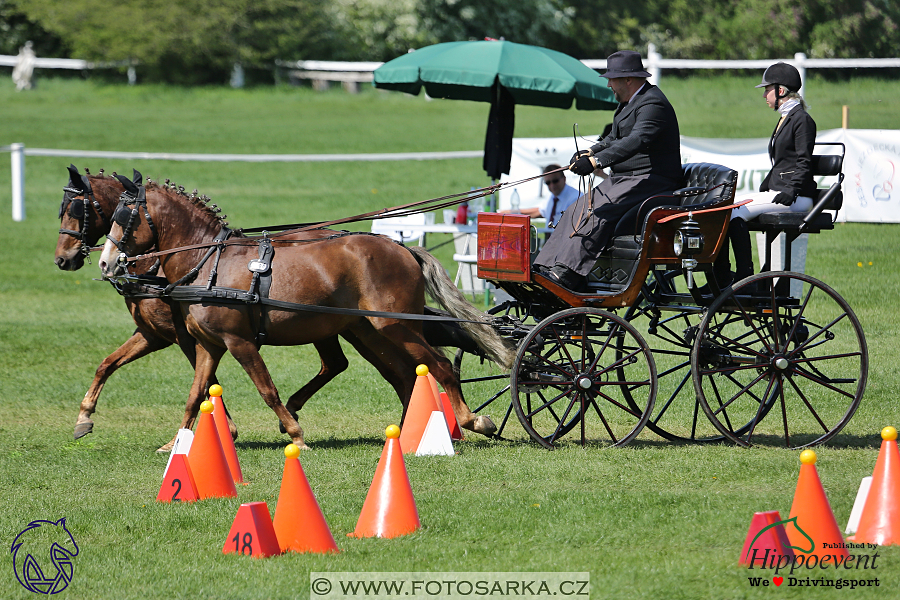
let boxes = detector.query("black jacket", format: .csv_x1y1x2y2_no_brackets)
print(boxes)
759,105,817,199
589,84,682,183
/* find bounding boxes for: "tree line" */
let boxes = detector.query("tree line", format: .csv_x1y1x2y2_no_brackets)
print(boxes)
3,0,898,85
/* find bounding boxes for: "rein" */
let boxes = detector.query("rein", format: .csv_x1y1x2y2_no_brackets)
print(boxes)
111,167,564,264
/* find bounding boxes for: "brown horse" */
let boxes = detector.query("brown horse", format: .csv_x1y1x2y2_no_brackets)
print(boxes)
55,167,348,450
55,166,233,447
97,176,510,448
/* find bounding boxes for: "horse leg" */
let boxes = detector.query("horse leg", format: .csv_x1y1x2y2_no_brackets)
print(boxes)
279,336,349,432
376,321,497,437
172,333,236,441
342,329,417,422
157,341,226,452
226,337,308,450
75,329,171,440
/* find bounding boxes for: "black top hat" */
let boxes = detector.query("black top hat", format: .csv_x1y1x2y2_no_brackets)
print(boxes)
601,50,652,79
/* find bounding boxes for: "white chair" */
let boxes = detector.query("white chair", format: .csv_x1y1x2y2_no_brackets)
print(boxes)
370,212,434,245
453,233,484,300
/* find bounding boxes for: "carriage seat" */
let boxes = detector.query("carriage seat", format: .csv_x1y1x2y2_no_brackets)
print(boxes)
588,163,738,290
745,144,845,274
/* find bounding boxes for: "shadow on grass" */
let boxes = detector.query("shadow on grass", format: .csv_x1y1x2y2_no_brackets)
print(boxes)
235,435,385,451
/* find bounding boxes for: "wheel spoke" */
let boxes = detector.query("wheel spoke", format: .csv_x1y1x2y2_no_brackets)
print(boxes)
693,273,866,448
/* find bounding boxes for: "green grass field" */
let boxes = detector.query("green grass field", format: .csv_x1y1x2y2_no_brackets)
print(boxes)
1,75,899,599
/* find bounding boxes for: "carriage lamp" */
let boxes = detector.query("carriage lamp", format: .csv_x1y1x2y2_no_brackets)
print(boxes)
674,214,704,287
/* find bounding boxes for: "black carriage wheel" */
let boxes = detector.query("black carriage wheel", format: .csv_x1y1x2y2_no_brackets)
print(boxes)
692,272,868,448
512,307,657,449
452,301,522,439
618,270,762,443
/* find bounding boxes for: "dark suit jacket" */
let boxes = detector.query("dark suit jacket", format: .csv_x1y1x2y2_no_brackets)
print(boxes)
590,84,682,182
534,84,683,275
759,105,817,199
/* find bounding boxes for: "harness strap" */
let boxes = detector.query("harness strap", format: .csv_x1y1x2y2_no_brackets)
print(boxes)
249,236,275,345
164,228,231,294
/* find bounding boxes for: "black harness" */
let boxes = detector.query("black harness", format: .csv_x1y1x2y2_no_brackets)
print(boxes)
58,175,111,259
111,221,486,347
106,182,158,255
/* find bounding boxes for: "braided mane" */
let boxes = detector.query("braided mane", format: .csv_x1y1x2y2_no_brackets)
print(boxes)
81,167,229,229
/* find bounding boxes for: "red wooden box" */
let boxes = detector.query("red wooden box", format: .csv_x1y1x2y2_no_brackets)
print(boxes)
476,212,531,282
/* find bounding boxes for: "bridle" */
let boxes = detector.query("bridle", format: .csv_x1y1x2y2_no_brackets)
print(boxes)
106,180,158,274
58,176,111,259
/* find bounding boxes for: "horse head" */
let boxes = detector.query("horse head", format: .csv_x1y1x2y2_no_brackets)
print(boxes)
99,174,225,280
55,165,123,271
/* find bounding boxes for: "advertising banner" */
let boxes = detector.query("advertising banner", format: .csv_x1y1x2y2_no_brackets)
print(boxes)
499,129,900,223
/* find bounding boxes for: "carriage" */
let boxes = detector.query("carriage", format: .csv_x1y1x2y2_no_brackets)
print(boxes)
58,141,864,452
453,144,867,450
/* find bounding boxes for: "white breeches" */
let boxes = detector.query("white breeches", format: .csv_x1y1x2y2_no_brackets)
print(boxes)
730,191,814,221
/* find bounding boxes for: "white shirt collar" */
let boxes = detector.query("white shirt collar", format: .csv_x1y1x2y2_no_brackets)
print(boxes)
627,82,648,104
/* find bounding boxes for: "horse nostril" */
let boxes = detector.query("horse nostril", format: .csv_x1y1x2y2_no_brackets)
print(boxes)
55,256,66,269
99,259,108,273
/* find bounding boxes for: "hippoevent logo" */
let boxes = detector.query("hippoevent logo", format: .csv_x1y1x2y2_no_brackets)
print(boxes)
10,518,79,594
743,516,880,590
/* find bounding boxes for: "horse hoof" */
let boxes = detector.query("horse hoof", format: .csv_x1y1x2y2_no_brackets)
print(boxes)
473,415,497,437
156,441,175,453
291,441,310,451
74,421,93,440
278,412,299,434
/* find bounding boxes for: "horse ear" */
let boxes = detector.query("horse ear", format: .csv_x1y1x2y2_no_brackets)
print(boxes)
132,169,143,186
66,164,83,189
115,173,139,196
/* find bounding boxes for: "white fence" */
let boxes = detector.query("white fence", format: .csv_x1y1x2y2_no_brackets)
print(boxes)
7,45,900,89
1,144,481,221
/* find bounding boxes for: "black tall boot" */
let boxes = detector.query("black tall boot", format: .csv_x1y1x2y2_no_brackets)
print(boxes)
711,235,733,288
728,218,755,282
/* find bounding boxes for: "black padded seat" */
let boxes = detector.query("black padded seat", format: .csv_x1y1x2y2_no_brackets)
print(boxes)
588,163,738,290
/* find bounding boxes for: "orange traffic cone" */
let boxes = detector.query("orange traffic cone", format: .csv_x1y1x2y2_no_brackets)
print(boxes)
157,453,200,503
739,511,794,566
787,450,848,559
223,502,281,558
209,385,245,484
438,391,463,440
349,425,420,539
849,426,900,546
399,365,441,454
187,400,238,499
272,444,339,554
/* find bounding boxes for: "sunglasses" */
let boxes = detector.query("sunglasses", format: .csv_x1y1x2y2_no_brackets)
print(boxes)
545,177,564,185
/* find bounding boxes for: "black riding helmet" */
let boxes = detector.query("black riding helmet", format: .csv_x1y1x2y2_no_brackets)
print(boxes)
755,62,802,108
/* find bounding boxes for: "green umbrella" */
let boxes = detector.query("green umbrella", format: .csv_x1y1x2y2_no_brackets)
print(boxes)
374,40,617,179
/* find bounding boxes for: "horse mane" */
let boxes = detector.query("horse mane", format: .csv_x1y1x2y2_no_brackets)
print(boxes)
146,179,229,229
78,166,229,229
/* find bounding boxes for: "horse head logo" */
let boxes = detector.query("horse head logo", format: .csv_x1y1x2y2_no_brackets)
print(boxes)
10,518,79,594
744,515,815,563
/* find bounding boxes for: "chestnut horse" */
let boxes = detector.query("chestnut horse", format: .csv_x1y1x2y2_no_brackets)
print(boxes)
97,176,509,448
55,166,233,448
55,167,377,450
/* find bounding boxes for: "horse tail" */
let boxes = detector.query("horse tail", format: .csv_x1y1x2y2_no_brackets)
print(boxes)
407,246,515,369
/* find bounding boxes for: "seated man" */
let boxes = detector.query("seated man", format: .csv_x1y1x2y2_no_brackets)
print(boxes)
499,165,581,234
533,50,682,292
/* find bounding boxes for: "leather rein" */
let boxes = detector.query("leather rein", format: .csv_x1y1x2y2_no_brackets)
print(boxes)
108,167,563,264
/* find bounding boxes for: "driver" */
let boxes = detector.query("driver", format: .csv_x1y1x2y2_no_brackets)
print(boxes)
533,50,682,292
